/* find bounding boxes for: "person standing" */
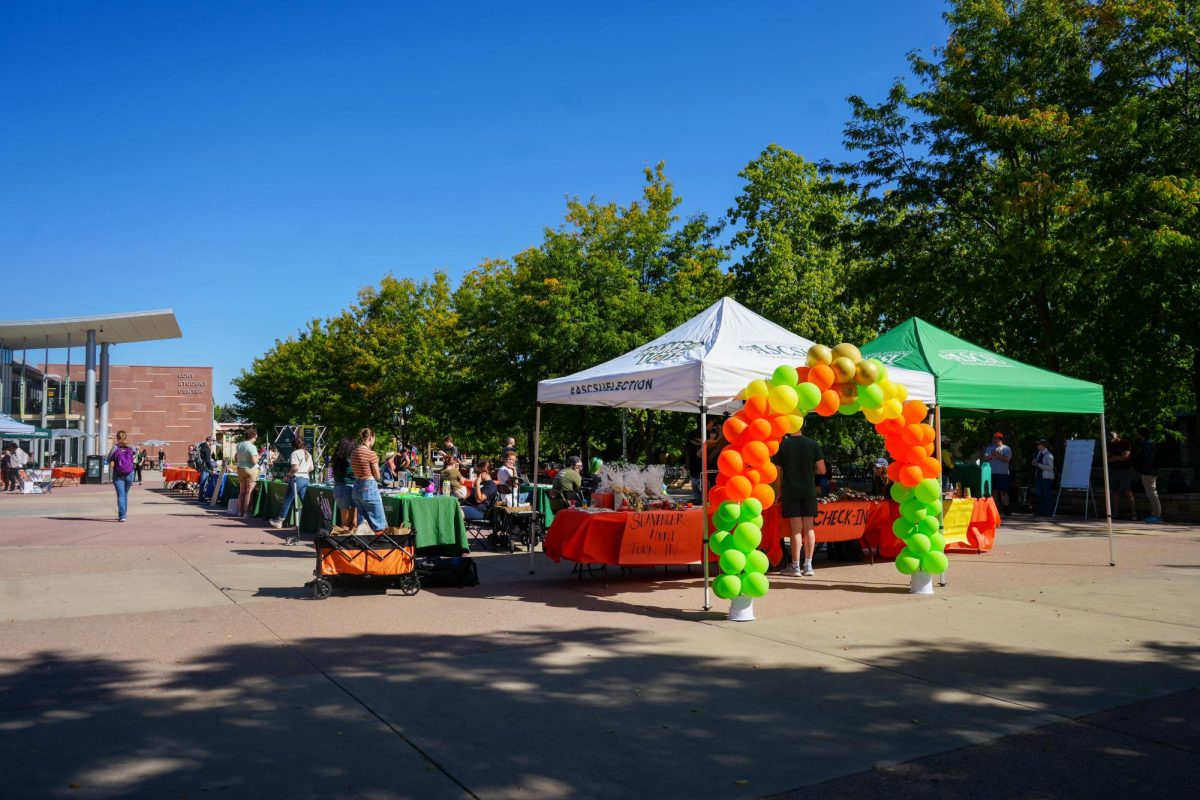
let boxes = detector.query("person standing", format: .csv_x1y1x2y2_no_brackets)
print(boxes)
235,427,260,519
330,437,358,530
1135,428,1163,523
982,432,1012,511
134,448,146,484
1031,439,1055,516
271,437,313,529
157,448,166,469
770,431,827,577
1106,431,1135,520
351,428,388,534
1,443,19,492
107,430,137,522
685,423,704,505
197,436,216,499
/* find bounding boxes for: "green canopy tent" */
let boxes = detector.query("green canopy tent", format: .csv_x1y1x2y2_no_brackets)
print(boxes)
861,318,1114,564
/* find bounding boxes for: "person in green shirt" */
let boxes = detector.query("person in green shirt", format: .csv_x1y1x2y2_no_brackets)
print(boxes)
770,432,826,577
234,427,260,519
550,456,584,512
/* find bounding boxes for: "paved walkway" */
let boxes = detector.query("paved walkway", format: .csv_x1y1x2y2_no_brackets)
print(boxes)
1,479,1197,798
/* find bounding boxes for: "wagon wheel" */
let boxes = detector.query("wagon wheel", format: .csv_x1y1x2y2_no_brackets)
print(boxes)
312,577,332,599
397,574,420,596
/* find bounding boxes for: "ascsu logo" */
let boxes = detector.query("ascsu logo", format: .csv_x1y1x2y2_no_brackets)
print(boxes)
871,351,911,366
937,350,1012,367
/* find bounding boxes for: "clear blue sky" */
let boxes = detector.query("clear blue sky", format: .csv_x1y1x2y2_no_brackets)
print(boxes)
0,1,949,405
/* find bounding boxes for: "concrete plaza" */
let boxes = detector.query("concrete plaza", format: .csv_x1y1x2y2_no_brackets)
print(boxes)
1,476,1197,798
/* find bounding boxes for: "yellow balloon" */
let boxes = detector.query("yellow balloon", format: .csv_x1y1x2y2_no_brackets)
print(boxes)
805,344,833,367
745,379,770,398
831,357,857,383
831,343,863,363
878,378,896,400
768,384,799,415
893,382,909,402
862,405,886,424
882,398,904,419
785,414,804,433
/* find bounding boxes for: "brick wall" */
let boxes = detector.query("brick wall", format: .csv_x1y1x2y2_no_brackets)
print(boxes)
52,364,213,467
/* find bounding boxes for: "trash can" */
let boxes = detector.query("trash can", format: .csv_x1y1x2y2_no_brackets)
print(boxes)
84,454,104,484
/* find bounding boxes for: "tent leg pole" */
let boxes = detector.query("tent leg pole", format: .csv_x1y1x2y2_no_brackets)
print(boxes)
530,404,542,575
1099,413,1115,566
700,405,711,611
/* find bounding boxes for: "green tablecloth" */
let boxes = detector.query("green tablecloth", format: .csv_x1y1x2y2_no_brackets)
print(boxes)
300,485,467,556
521,483,555,527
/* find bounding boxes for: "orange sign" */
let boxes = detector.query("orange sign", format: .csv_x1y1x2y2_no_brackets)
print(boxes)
619,509,705,565
813,501,875,540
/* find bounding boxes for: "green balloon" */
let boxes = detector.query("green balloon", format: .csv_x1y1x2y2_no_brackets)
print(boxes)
892,518,917,538
709,530,733,555
719,549,747,575
914,478,941,504
749,515,764,531
713,573,742,600
917,515,940,537
742,571,770,597
929,532,946,552
899,500,928,523
732,522,762,552
908,532,932,554
858,383,884,409
837,400,862,416
921,550,949,574
738,498,763,522
744,550,770,574
771,365,799,387
868,359,887,382
796,381,822,411
923,500,943,519
889,482,912,504
895,548,921,575
714,501,741,529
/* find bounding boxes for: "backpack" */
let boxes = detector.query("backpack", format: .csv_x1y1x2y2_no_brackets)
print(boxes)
109,446,136,475
416,556,480,588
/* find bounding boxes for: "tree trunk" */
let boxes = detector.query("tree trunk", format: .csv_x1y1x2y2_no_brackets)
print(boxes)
646,411,657,464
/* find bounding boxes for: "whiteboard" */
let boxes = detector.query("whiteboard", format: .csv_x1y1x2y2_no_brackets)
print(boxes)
1060,439,1095,489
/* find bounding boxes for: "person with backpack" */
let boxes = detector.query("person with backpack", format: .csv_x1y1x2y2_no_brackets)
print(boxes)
107,430,137,522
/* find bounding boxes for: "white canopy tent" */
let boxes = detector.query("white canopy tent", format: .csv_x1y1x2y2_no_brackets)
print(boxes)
0,413,37,436
531,297,937,607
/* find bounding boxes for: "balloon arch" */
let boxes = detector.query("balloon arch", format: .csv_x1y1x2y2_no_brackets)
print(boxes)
707,343,947,602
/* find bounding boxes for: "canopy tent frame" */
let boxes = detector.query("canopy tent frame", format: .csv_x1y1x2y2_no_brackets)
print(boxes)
530,298,938,609
863,318,1114,566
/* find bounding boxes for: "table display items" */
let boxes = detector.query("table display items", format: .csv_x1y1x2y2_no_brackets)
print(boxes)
594,464,677,511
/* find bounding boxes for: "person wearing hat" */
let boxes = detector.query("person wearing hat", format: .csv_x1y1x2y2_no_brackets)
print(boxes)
982,432,1012,512
1031,439,1055,515
871,457,891,496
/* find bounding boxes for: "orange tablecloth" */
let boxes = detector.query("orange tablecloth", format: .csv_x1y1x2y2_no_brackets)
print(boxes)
51,467,85,481
863,496,1001,558
761,499,893,566
545,508,718,567
163,467,200,484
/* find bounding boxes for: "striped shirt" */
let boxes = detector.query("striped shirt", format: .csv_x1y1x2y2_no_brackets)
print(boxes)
350,445,378,480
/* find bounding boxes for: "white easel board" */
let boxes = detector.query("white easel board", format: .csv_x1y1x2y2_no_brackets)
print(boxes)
1060,439,1095,490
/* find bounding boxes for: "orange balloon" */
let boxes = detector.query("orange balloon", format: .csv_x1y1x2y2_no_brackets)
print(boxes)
795,366,810,384
899,465,924,487
922,456,942,478
809,363,835,391
876,417,905,438
751,482,775,508
747,417,774,441
919,424,936,445
744,396,770,420
717,449,744,477
907,445,928,465
766,440,780,456
902,400,929,425
900,424,924,447
742,439,771,467
757,461,778,483
815,389,840,417
707,486,727,508
726,475,752,503
923,441,936,456
723,416,748,443
742,467,761,485
887,461,903,482
770,414,791,438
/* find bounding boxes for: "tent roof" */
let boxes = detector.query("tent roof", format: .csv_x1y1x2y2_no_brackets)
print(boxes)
0,413,37,435
860,318,1104,416
537,297,936,412
0,309,181,349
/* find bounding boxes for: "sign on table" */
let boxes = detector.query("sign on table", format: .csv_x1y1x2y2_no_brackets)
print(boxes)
618,510,703,565
941,498,974,544
813,501,874,539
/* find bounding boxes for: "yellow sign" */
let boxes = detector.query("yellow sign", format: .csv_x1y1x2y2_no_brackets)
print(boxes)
941,499,974,544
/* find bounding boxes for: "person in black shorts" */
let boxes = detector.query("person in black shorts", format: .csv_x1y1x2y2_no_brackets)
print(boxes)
770,431,827,576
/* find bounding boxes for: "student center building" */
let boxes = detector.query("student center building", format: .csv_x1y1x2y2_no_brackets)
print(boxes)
0,311,213,468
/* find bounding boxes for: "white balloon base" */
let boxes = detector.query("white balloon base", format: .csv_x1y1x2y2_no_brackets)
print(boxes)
909,571,935,595
728,595,756,622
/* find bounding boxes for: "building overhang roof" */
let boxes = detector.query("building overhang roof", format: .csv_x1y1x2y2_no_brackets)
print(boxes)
0,310,182,349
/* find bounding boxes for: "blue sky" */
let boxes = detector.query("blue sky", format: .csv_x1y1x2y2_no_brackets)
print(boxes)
0,1,950,405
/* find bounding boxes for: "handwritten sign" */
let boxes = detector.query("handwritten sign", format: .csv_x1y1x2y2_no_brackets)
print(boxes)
619,510,705,565
941,498,974,544
813,501,876,541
